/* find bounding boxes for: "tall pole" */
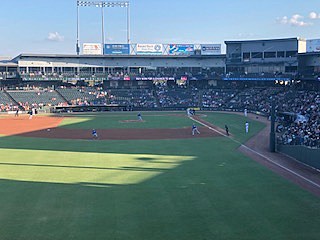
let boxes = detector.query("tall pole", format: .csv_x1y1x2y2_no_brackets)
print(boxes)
101,5,105,49
76,1,80,55
127,2,130,44
77,1,130,47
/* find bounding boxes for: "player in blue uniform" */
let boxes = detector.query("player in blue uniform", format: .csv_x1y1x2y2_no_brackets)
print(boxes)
192,123,200,135
92,129,98,139
137,112,143,121
28,109,33,119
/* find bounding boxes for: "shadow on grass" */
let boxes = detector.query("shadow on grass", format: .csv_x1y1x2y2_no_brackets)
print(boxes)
1,153,320,240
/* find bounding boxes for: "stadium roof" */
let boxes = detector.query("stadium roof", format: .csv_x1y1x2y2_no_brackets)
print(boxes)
11,53,225,62
298,52,320,56
0,62,18,67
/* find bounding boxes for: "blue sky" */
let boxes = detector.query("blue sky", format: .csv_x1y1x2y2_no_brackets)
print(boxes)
0,0,320,57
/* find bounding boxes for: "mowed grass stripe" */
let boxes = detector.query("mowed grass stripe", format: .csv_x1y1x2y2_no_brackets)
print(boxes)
58,112,195,129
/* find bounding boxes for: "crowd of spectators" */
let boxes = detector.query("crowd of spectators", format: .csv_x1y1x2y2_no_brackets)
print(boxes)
0,103,19,112
155,84,199,108
276,91,320,148
202,89,238,109
109,89,157,108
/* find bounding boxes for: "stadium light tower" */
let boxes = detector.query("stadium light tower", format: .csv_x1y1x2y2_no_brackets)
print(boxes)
76,0,130,55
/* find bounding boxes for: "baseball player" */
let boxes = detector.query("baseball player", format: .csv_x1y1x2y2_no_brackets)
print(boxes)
225,124,229,136
92,129,98,139
187,108,191,117
192,123,200,135
245,121,249,134
28,109,33,119
137,112,143,121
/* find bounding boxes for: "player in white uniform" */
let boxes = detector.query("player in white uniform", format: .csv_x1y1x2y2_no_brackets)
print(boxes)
192,123,200,135
187,108,191,117
245,121,249,133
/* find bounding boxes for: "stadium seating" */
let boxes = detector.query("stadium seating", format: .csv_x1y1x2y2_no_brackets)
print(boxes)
6,90,66,108
56,87,100,105
108,89,156,108
0,91,18,111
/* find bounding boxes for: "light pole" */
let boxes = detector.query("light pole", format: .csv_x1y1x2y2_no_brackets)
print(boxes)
76,1,130,55
76,2,80,55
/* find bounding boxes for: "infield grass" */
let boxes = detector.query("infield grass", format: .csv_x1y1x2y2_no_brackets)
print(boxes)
0,111,319,240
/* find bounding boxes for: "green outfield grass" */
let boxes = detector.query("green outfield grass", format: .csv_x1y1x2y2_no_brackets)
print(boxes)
0,111,319,240
58,111,195,129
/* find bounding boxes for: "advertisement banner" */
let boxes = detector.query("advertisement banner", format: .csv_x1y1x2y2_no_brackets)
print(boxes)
306,39,320,52
134,76,175,81
169,44,194,55
201,44,221,55
104,44,130,55
83,43,102,55
136,44,163,55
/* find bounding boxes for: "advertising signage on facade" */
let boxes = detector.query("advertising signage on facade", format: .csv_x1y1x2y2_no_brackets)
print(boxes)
201,44,221,55
306,39,320,52
83,43,102,55
223,77,291,81
134,76,175,81
136,44,163,55
169,44,194,55
104,44,130,55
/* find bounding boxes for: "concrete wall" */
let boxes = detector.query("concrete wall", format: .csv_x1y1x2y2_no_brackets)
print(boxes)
277,144,320,170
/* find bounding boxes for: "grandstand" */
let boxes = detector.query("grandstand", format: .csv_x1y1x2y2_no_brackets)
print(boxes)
56,87,104,105
0,37,319,155
6,89,66,109
0,91,18,112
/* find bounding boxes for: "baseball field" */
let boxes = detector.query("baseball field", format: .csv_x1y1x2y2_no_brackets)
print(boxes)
0,111,319,240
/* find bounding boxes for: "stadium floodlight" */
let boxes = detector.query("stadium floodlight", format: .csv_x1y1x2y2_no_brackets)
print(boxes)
76,0,130,55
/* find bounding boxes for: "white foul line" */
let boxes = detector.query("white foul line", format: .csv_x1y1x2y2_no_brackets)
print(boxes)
190,116,320,189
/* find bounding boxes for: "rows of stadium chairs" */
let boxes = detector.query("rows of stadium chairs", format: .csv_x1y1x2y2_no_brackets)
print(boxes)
0,91,18,112
56,87,99,105
7,90,65,107
108,89,157,108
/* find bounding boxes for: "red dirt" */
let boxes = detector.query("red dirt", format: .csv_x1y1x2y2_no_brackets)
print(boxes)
0,115,64,135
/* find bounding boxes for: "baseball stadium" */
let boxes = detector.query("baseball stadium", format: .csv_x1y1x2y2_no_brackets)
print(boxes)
0,1,320,240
